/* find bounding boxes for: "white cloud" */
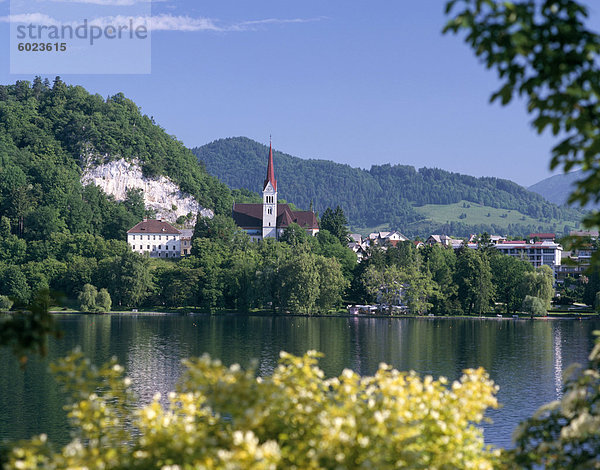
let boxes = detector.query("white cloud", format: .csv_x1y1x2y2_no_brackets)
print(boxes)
0,13,60,25
0,12,324,33
49,0,159,5
145,14,222,32
237,17,326,28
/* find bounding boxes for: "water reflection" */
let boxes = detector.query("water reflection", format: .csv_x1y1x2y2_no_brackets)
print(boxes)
554,325,563,398
127,333,183,405
0,314,598,449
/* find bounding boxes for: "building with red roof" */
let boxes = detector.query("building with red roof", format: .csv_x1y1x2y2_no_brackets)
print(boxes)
127,219,182,258
232,140,319,241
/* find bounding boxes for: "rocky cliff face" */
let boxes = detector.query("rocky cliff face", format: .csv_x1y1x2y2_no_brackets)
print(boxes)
81,158,213,224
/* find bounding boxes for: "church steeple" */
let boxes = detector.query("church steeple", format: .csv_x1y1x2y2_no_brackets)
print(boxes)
262,137,278,239
264,137,277,191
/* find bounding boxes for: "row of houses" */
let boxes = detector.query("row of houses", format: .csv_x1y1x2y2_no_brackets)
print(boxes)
349,230,598,282
348,231,416,261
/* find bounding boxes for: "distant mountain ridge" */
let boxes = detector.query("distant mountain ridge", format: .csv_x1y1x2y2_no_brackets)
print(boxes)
192,137,584,237
528,170,599,208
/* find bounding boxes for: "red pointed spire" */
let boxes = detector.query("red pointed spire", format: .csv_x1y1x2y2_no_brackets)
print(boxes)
264,137,277,191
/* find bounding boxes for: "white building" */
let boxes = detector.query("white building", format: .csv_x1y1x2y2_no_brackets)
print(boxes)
494,240,562,269
367,231,409,247
127,219,182,258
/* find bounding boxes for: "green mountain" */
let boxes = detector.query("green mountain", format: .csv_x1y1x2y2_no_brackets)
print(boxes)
0,78,233,241
528,170,599,208
193,137,584,237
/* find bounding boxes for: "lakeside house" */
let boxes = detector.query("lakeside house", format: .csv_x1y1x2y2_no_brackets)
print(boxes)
127,219,182,258
232,141,319,241
494,240,562,269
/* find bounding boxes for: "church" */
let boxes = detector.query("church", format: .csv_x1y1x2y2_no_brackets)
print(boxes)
232,141,319,242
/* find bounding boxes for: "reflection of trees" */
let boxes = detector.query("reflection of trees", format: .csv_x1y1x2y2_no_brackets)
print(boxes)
1,314,599,449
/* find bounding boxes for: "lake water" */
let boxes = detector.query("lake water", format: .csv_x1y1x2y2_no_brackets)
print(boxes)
1,314,599,449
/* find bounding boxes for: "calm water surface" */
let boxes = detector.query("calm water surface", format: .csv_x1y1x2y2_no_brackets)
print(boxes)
1,314,598,449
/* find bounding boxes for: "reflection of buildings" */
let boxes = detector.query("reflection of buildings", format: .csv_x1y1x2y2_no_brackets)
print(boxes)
553,326,563,398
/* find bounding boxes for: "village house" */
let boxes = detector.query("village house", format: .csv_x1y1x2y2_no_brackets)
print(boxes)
127,219,182,258
468,234,507,244
180,228,194,256
426,234,464,249
367,231,409,247
232,141,319,241
349,233,362,244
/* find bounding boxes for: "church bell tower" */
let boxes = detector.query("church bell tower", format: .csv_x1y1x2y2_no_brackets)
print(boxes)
262,139,278,239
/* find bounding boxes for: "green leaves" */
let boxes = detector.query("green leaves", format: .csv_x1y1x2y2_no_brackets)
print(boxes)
445,0,600,227
7,350,501,469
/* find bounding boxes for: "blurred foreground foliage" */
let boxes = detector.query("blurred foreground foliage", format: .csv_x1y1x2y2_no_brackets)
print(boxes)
5,351,500,469
0,289,60,365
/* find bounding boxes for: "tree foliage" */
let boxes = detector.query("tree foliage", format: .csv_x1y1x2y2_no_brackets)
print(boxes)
0,78,233,245
0,289,61,364
454,248,494,314
320,206,350,244
96,288,112,312
521,265,554,311
5,350,500,469
77,284,98,312
490,254,533,313
444,0,600,255
521,295,546,316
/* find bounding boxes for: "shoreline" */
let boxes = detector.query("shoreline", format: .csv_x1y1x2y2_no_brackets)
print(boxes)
48,310,599,321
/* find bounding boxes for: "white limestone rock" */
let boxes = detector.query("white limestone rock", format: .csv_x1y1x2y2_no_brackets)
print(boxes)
81,156,213,224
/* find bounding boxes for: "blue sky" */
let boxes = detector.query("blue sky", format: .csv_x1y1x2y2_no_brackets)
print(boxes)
1,0,599,187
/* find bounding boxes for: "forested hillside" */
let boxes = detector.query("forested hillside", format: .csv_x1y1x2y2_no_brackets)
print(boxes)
0,77,233,242
193,137,584,236
0,78,233,307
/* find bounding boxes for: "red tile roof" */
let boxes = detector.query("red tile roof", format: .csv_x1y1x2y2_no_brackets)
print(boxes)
232,204,318,230
529,233,555,239
263,141,277,191
127,220,181,234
